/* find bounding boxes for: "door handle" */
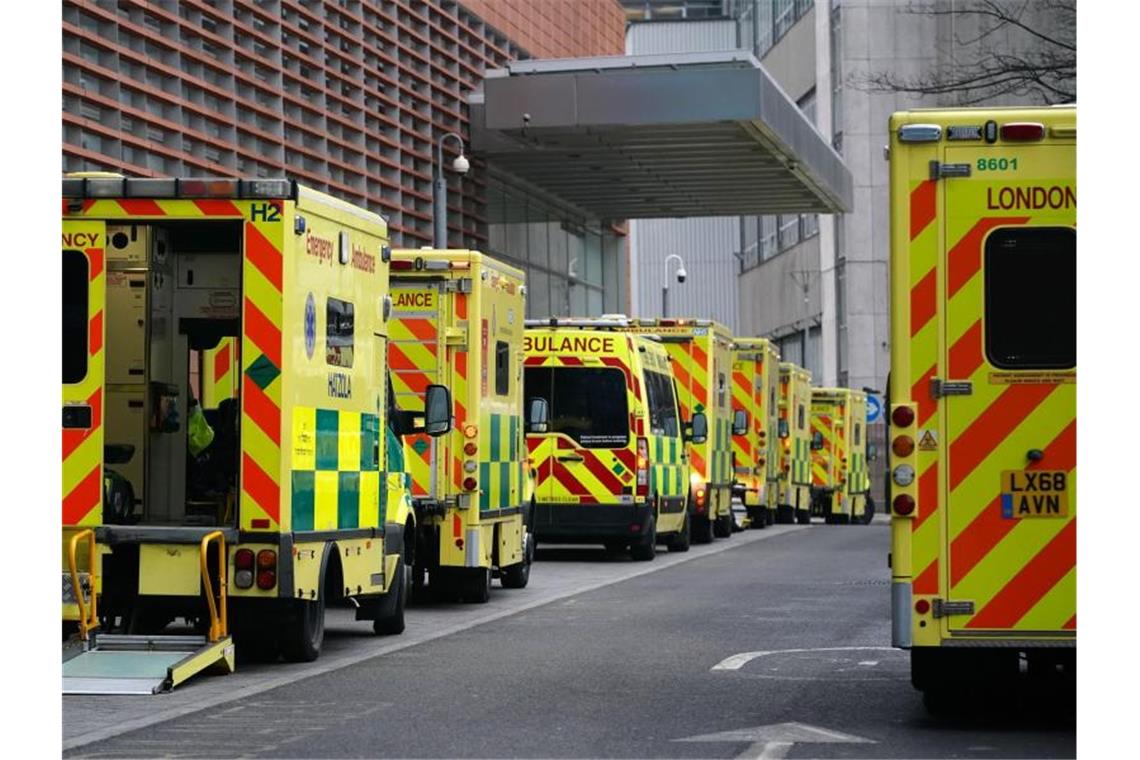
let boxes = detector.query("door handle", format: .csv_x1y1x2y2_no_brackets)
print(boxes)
556,455,584,462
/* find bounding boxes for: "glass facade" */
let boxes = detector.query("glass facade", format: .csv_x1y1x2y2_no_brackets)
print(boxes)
485,178,623,319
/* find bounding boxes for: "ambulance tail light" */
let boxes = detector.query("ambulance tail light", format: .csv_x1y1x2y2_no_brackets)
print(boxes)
890,406,915,428
390,260,416,271
690,473,707,513
1001,122,1045,142
893,494,916,516
463,477,478,491
636,438,650,497
234,549,255,589
256,550,277,590
464,442,478,456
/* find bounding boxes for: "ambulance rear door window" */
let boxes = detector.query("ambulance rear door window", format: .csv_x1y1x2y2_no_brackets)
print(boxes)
984,226,1076,369
526,367,629,448
63,249,89,384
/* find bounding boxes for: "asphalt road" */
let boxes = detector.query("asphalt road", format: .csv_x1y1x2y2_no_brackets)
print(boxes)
65,519,1075,759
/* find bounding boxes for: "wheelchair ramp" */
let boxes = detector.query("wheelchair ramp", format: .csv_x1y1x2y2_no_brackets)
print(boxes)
63,634,234,695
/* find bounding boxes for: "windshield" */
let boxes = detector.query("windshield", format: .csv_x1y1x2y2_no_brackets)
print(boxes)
524,366,629,448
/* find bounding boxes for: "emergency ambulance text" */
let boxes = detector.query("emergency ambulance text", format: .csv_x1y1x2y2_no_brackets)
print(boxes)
524,336,615,354
986,185,1075,211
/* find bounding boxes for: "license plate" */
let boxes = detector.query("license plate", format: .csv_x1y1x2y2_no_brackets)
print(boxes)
1001,470,1069,518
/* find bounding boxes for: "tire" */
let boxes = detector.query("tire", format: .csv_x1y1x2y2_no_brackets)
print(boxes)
501,532,533,589
630,517,656,561
462,567,492,604
373,560,408,635
430,568,459,602
281,594,325,663
859,496,875,525
796,509,811,525
667,512,691,552
688,515,706,544
775,505,795,524
836,513,851,525
713,513,732,538
747,506,767,530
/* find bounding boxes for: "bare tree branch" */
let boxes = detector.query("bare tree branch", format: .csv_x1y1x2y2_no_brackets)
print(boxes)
856,0,1075,106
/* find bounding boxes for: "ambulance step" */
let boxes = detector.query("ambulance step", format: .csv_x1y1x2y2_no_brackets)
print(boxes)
62,634,235,695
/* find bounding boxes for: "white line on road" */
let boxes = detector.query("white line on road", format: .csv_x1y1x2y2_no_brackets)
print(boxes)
711,646,897,671
65,524,809,752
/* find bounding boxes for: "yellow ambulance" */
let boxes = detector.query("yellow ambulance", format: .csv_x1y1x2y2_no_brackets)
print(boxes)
887,106,1076,708
389,249,533,602
618,319,735,542
731,338,781,529
776,362,813,524
523,318,705,559
810,388,873,525
62,175,440,692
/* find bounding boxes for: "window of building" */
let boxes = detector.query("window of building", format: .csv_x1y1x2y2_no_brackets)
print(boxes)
62,249,89,384
984,226,1075,369
326,297,354,368
645,370,679,437
495,340,510,396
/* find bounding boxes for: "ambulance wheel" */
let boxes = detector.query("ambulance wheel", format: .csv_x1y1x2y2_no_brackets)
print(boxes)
796,509,812,525
667,512,691,553
775,505,795,524
835,513,851,525
430,568,459,602
860,497,875,525
630,518,656,561
747,506,767,530
462,567,492,604
713,513,732,538
693,514,715,544
501,532,533,589
281,595,325,663
373,560,408,636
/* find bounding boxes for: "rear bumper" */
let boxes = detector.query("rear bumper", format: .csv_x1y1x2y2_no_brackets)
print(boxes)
533,502,653,542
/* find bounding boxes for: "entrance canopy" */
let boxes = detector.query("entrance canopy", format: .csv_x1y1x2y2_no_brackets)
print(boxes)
469,51,852,220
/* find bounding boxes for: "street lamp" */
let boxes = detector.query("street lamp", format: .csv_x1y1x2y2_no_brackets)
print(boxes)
433,132,469,248
661,253,688,317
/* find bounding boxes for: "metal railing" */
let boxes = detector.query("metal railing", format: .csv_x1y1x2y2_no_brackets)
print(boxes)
199,531,228,643
67,529,98,640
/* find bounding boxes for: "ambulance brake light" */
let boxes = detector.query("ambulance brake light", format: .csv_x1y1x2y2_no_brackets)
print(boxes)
1000,122,1045,142
636,438,650,497
390,260,416,270
893,494,916,516
891,406,915,427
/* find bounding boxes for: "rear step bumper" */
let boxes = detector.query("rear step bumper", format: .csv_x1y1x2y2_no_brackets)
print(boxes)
533,502,652,542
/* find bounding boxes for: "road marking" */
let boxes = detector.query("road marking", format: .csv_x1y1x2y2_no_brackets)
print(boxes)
858,660,879,666
65,524,810,752
711,646,897,671
676,721,874,759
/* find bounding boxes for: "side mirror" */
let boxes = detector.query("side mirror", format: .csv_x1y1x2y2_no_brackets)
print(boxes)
731,409,748,437
867,443,878,462
423,384,452,437
810,431,824,450
526,397,549,434
778,418,790,439
686,412,708,444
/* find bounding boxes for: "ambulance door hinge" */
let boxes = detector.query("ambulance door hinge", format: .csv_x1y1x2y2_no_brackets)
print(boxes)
455,278,473,294
929,160,972,180
930,378,973,399
932,599,975,619
443,327,466,346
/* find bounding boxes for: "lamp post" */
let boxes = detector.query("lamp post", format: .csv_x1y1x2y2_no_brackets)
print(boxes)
661,253,688,317
433,132,469,249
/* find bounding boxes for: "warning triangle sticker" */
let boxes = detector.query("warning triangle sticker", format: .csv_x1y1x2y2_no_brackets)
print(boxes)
917,430,938,450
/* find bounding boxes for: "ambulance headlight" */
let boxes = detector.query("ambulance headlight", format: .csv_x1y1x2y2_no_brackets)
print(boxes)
892,464,915,487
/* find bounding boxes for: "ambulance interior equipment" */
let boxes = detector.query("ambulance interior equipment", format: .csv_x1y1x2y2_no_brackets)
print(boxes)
100,221,242,528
